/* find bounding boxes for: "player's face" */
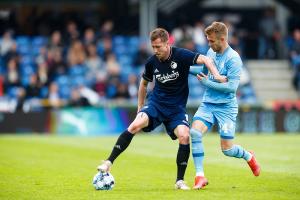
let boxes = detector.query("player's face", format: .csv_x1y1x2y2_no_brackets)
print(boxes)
207,33,222,53
151,38,170,61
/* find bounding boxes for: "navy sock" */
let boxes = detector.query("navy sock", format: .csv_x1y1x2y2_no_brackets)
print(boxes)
176,144,190,182
107,130,134,163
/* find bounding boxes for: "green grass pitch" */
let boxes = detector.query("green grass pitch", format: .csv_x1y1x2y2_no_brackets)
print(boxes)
1,133,300,200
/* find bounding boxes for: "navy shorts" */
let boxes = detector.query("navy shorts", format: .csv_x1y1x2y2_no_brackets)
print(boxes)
139,102,189,140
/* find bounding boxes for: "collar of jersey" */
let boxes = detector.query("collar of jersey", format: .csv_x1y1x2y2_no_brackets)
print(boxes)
159,46,173,62
216,46,230,57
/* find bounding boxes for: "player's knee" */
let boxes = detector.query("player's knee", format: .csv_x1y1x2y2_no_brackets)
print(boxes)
190,128,202,141
128,122,142,133
177,131,190,144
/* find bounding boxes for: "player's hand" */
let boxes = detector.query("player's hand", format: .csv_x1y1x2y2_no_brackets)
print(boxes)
197,73,208,81
215,75,227,83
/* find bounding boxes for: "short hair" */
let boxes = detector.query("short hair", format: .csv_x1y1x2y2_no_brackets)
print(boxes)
150,28,169,42
205,22,228,40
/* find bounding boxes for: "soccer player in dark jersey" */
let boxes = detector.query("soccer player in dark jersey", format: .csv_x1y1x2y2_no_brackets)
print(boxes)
97,28,226,190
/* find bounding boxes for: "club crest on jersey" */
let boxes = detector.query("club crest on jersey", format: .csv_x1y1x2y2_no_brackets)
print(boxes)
170,61,177,69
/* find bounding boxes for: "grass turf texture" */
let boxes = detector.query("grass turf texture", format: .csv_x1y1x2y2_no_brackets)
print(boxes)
0,134,299,200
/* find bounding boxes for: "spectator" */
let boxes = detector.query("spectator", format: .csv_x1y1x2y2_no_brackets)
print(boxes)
68,87,90,107
48,49,68,81
172,24,194,49
37,61,49,87
83,28,97,46
105,53,120,77
15,87,26,112
25,74,41,99
64,21,80,46
115,82,130,99
100,36,113,61
4,58,20,89
67,40,86,66
48,30,63,52
48,82,62,108
127,74,138,100
36,46,48,65
85,43,104,82
4,42,19,64
93,73,107,98
0,30,15,56
289,29,300,91
258,7,281,59
193,21,207,54
99,20,114,39
134,42,151,67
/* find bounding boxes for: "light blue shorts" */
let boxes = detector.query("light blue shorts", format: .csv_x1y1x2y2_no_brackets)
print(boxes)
192,102,238,139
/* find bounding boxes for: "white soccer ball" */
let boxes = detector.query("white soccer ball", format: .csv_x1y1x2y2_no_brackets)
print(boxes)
92,172,115,190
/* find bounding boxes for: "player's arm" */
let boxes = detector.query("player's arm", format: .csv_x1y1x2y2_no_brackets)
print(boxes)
195,55,227,83
189,65,205,76
197,73,239,93
137,78,148,112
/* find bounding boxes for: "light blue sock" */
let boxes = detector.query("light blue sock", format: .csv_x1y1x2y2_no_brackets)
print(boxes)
190,128,204,175
222,145,251,161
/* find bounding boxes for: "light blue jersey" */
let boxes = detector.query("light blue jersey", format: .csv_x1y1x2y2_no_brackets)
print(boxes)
202,46,242,104
193,45,243,138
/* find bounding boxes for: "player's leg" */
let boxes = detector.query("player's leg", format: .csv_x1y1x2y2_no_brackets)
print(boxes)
97,112,149,172
174,124,190,190
190,103,213,189
221,139,260,176
190,120,209,189
165,111,191,190
215,104,260,176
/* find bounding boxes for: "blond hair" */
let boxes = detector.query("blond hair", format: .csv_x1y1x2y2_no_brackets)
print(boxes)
150,28,169,42
205,22,228,40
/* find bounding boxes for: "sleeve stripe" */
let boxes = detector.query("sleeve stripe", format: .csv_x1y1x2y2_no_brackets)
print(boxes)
193,53,200,65
142,74,152,82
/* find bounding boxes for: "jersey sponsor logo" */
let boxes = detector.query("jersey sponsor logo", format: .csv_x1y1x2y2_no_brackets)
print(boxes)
155,70,179,83
170,61,177,69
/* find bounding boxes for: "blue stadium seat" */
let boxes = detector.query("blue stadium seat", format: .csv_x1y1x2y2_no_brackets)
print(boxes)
113,35,126,46
20,55,34,66
16,36,30,46
56,75,70,86
21,76,31,86
7,86,20,98
118,55,133,66
113,44,127,56
72,76,86,87
69,65,86,76
17,44,31,55
128,36,140,46
20,65,35,76
40,86,49,98
59,85,71,99
32,36,47,47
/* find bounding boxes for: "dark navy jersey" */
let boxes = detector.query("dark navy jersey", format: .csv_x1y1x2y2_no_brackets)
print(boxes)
142,47,199,108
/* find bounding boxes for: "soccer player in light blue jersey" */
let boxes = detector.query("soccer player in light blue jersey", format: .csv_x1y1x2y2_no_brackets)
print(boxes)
190,22,261,189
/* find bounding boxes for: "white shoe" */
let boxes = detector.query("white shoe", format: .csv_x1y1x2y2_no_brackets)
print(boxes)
97,160,112,172
174,180,190,190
